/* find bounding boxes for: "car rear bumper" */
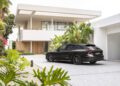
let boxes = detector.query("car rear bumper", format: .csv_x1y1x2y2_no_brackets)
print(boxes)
83,56,104,62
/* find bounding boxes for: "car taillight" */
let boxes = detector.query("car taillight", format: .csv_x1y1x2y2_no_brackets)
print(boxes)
87,53,94,57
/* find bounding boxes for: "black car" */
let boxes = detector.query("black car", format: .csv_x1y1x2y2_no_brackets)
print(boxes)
46,44,104,64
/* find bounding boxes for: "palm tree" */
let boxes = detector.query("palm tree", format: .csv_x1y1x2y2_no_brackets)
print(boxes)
79,23,93,43
64,23,81,44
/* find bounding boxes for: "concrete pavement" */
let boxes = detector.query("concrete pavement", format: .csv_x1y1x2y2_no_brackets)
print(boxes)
24,55,120,86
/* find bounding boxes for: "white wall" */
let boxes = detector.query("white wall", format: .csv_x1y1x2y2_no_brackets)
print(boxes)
94,27,108,60
20,30,64,41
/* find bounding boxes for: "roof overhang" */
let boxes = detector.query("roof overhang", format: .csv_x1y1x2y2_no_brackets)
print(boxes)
92,14,120,28
15,4,101,23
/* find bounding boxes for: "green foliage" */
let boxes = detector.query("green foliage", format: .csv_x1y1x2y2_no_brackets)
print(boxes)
4,49,30,70
12,41,16,49
49,35,64,51
33,66,70,86
24,81,38,86
0,0,11,9
0,60,27,86
49,22,93,51
3,14,15,39
0,49,30,86
0,20,5,35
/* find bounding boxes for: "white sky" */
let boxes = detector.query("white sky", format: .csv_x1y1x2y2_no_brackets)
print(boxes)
9,0,120,40
10,0,120,19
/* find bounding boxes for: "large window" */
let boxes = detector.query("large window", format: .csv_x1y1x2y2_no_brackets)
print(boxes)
41,21,51,30
41,21,72,31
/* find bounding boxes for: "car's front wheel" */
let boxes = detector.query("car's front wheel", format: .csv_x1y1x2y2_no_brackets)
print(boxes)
46,54,54,62
89,61,97,64
73,55,82,65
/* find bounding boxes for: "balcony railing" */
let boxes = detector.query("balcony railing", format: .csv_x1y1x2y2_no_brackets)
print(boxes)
19,29,64,41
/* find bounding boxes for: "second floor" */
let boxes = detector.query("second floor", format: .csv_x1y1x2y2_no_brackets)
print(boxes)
16,4,101,31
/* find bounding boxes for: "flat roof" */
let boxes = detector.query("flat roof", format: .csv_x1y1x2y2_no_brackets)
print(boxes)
16,4,101,23
92,13,120,28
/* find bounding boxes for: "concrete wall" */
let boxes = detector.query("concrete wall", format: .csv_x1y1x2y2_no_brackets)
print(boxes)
21,30,64,41
27,19,42,30
94,27,108,60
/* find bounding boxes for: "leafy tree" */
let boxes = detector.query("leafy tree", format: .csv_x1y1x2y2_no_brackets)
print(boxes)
49,22,93,51
0,0,11,19
49,35,65,51
0,19,5,36
64,23,81,44
33,66,70,86
3,14,15,39
0,0,13,55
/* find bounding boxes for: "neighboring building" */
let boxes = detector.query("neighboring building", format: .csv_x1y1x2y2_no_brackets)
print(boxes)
93,13,120,61
15,4,101,54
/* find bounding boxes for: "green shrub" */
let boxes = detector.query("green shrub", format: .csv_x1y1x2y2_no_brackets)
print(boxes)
0,49,30,86
33,66,70,86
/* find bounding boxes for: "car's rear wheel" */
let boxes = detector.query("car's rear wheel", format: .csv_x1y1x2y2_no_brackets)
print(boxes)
89,61,97,64
73,55,82,65
46,54,54,62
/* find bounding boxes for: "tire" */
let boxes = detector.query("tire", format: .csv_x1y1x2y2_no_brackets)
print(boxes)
89,61,97,64
73,55,82,65
46,54,54,62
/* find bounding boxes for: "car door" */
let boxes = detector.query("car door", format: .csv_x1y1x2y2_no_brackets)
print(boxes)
55,45,68,60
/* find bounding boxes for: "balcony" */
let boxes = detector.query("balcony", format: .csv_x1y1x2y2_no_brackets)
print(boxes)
19,29,64,41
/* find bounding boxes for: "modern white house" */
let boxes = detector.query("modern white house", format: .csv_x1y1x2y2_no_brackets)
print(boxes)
15,4,101,54
93,13,120,61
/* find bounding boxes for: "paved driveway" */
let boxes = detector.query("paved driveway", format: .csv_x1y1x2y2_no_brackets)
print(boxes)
24,55,120,86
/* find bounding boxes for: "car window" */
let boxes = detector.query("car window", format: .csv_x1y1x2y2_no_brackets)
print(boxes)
60,45,66,50
66,45,85,50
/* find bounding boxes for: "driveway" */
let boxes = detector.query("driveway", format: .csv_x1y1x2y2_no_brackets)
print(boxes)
24,55,120,86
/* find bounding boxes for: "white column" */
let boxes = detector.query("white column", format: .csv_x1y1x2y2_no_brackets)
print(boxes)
30,15,33,53
30,16,33,29
51,19,54,30
30,41,32,53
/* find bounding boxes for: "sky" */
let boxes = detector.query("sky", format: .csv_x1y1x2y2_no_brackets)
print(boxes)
9,0,120,40
10,0,120,20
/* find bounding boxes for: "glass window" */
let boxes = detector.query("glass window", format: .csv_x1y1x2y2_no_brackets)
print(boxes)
41,21,51,30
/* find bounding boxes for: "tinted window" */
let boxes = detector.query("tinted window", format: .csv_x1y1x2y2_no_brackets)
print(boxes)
67,45,85,50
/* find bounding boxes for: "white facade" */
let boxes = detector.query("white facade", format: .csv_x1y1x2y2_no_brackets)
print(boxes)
16,4,101,42
20,30,64,41
15,4,101,54
93,14,120,60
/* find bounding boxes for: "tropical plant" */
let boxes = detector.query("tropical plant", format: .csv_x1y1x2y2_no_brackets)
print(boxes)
3,14,15,39
64,23,81,44
49,35,64,51
79,23,93,43
49,22,93,51
33,66,70,86
0,60,28,86
0,0,12,19
24,81,38,86
3,49,30,70
0,49,30,86
0,19,5,35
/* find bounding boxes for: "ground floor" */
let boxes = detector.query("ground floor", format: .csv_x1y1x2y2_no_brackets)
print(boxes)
24,54,120,86
16,41,49,54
